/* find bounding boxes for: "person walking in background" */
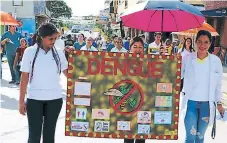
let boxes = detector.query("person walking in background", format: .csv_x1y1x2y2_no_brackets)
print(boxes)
19,23,68,143
1,25,23,84
179,38,194,93
13,38,28,85
73,35,77,43
162,38,173,55
55,30,65,52
28,33,33,46
181,30,225,143
148,32,162,54
110,37,128,53
124,37,145,143
139,34,148,54
80,37,98,51
0,38,2,79
24,33,29,42
178,37,185,50
172,40,180,55
64,34,75,60
73,33,86,50
124,36,131,51
65,35,74,47
178,38,195,57
107,35,118,52
92,39,98,48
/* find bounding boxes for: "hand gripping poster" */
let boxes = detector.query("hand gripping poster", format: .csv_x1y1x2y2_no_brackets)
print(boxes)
65,51,181,140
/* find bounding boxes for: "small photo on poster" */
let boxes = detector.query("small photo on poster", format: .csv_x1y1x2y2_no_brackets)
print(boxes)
94,121,110,132
155,96,172,107
92,109,110,119
76,108,87,120
138,124,150,134
74,98,91,106
154,111,172,124
137,111,151,124
157,83,173,93
74,82,91,96
117,121,131,131
71,122,89,132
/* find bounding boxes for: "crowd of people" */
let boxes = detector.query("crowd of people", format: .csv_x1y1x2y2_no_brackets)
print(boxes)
0,22,225,143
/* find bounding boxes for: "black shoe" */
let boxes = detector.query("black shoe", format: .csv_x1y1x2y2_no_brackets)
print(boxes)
15,82,20,85
9,81,16,84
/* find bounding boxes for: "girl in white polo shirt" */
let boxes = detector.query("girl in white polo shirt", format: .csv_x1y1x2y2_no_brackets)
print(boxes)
181,30,225,143
19,23,68,143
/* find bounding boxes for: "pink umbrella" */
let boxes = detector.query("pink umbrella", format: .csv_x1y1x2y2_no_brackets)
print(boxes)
120,0,205,32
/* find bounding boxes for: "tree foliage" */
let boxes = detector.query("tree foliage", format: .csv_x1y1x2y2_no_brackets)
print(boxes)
47,0,72,18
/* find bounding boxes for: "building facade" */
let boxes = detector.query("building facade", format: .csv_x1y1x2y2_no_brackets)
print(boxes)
1,0,50,35
202,1,227,47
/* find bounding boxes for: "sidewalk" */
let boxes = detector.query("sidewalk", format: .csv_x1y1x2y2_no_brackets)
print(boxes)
1,62,227,143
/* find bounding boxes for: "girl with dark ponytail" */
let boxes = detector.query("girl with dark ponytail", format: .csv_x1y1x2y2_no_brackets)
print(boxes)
19,23,68,143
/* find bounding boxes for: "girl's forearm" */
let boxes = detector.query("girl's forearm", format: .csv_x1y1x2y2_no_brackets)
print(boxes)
19,73,29,104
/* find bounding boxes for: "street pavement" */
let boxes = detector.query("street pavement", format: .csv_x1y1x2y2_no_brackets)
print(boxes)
1,62,227,143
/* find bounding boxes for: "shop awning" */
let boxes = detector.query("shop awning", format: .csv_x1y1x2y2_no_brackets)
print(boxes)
202,8,227,17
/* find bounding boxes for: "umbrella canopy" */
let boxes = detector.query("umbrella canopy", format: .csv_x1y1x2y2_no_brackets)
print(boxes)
120,0,205,32
0,11,19,25
172,22,219,36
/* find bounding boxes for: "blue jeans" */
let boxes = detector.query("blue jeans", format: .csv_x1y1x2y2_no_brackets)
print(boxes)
184,100,210,143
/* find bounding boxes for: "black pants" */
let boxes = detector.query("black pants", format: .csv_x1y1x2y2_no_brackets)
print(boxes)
26,98,63,143
124,139,145,143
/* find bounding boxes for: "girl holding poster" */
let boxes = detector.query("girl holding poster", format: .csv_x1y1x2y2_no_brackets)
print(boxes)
19,23,68,143
181,30,225,143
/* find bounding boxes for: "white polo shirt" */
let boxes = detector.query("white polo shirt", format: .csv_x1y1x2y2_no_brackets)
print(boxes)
20,44,68,100
80,45,98,51
178,48,192,58
110,47,128,53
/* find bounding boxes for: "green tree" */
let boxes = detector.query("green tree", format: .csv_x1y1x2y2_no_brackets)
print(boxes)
46,0,72,18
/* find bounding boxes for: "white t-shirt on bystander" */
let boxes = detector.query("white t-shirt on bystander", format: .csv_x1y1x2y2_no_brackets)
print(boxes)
55,38,65,52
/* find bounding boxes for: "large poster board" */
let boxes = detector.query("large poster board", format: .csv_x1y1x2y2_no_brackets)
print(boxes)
65,51,181,140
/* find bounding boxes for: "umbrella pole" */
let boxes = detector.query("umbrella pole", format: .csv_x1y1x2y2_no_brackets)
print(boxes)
161,10,164,31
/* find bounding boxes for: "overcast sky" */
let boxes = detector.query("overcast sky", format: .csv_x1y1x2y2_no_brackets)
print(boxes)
64,0,106,16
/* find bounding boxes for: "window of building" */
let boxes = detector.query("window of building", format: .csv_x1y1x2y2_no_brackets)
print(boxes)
110,1,114,13
110,1,113,7
207,18,214,26
12,0,23,6
125,0,128,8
216,17,225,46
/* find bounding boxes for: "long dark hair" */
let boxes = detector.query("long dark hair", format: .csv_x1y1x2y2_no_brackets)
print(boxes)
30,23,61,83
130,37,144,49
182,38,194,53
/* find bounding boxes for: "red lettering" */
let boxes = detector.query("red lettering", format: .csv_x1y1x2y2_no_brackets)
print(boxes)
127,59,141,76
101,58,114,75
140,61,150,78
114,59,127,76
87,58,164,79
87,58,100,75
